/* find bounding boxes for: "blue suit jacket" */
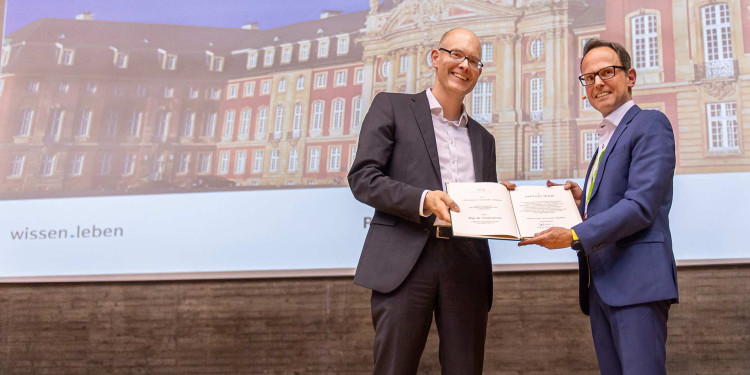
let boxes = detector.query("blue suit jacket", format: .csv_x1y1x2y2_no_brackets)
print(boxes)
574,105,679,315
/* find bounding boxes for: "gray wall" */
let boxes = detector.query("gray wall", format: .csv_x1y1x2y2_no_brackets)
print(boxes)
0,265,748,374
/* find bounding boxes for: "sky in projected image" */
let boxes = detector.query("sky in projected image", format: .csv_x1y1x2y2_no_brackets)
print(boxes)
5,0,370,32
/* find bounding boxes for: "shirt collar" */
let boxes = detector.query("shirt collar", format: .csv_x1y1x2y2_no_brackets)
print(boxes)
604,100,635,127
426,88,468,127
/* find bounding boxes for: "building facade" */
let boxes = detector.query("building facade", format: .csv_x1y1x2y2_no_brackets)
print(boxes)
0,0,748,197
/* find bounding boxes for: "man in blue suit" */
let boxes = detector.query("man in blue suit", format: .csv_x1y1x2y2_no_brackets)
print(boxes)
519,39,678,375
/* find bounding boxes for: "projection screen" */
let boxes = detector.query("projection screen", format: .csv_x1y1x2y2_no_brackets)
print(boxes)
1,0,749,281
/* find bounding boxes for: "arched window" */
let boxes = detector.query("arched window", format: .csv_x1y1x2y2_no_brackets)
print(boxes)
631,14,659,69
311,101,324,131
16,108,34,136
530,39,543,59
381,60,391,78
331,98,344,129
292,103,303,137
256,106,268,135
351,97,362,129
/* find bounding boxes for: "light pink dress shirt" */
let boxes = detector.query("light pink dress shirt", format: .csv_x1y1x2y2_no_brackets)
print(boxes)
584,100,635,215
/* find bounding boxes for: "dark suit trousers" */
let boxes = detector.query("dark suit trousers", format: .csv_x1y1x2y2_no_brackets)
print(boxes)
370,236,492,375
589,281,670,375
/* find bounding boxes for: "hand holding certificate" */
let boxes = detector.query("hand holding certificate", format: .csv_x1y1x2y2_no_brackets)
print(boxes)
446,182,582,240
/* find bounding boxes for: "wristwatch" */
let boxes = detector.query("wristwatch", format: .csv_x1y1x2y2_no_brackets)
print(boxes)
571,239,583,251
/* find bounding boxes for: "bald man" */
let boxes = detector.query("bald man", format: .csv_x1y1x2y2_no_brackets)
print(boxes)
349,28,512,375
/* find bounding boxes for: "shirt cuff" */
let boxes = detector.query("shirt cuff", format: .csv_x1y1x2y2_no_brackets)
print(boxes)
419,190,430,217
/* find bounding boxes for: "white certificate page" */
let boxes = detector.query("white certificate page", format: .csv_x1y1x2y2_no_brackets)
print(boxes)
509,186,582,238
447,182,520,239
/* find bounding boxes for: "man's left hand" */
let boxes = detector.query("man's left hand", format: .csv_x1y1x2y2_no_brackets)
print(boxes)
518,227,573,249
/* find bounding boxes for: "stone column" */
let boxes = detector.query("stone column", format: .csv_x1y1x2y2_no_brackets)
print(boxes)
497,34,516,123
417,44,430,90
550,28,570,120
542,31,554,122
386,53,397,92
406,47,418,93
361,56,375,110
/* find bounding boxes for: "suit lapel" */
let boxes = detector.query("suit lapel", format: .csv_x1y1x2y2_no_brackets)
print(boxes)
580,150,596,217
410,91,442,182
589,105,641,202
467,120,484,181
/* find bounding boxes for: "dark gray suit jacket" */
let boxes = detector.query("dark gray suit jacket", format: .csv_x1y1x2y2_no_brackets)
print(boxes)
347,90,498,294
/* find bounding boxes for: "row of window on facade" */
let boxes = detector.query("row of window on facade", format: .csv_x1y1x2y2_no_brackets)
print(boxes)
0,2,737,76
7,144,356,180
1,33,351,72
216,97,364,140
5,75,600,136
226,67,364,99
379,3,734,81
578,102,740,159
4,4,737,112
239,34,351,70
0,45,213,72
12,83,739,149
7,99,741,181
207,145,357,176
8,68,364,101
14,107,147,141
10,78,224,100
13,97,365,141
8,153,139,178
579,3,734,77
379,42,495,80
377,4,736,80
469,78,545,122
222,98,364,139
525,102,739,174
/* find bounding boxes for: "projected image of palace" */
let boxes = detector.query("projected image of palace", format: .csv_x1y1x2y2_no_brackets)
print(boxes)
1,0,748,198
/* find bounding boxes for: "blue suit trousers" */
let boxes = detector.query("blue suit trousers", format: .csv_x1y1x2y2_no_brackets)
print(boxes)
589,281,670,375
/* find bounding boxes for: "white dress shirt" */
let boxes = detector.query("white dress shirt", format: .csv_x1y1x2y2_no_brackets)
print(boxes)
419,89,476,223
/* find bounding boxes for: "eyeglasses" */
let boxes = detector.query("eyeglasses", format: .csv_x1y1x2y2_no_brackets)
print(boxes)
438,48,484,69
578,65,626,86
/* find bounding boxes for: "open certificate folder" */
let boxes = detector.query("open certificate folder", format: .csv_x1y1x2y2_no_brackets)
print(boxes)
445,183,583,240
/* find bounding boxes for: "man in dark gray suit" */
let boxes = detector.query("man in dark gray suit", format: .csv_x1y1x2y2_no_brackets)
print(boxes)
348,28,513,375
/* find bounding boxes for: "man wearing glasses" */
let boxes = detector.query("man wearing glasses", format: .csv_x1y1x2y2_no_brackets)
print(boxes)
349,28,512,374
520,39,678,375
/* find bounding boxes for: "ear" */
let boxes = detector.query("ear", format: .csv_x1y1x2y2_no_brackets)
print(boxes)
626,68,636,89
431,49,440,69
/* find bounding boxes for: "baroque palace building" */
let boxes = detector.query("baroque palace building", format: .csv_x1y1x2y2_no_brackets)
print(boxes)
0,0,748,197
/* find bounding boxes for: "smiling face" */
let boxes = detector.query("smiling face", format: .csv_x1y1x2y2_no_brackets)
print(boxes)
431,29,482,101
581,46,636,117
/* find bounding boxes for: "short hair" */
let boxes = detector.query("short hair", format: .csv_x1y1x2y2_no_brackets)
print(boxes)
437,28,478,48
438,28,459,47
580,38,632,72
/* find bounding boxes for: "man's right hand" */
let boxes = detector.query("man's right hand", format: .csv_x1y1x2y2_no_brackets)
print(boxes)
547,179,583,207
424,190,459,223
